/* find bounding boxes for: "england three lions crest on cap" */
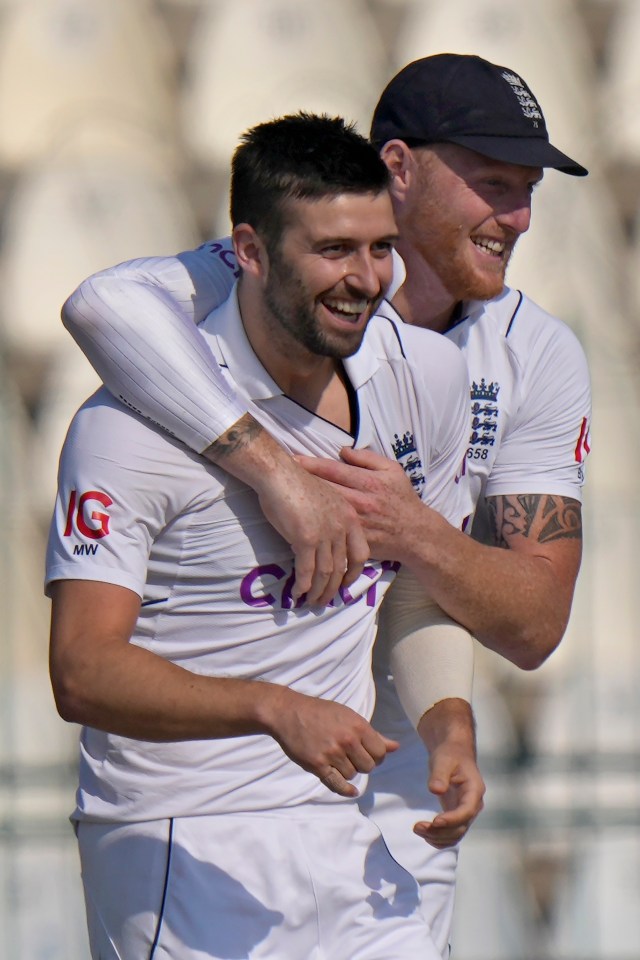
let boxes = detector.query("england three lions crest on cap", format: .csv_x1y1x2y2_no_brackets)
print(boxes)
392,431,425,492
500,72,543,127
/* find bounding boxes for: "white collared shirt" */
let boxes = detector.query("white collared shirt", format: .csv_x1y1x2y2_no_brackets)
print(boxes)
46,287,472,823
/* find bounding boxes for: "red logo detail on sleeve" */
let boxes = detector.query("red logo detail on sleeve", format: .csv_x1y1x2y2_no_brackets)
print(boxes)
574,417,591,464
63,490,113,539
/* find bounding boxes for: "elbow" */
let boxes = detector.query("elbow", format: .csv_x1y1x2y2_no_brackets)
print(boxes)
507,624,566,672
61,273,112,335
52,684,83,725
512,646,552,672
60,287,85,335
50,668,92,725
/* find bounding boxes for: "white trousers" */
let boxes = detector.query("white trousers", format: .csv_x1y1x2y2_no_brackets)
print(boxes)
361,722,459,959
77,804,442,960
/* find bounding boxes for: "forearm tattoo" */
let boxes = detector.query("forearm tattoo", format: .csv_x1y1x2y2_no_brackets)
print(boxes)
487,494,582,548
207,413,264,462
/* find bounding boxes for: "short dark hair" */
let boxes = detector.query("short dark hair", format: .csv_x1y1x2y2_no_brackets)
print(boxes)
230,112,391,248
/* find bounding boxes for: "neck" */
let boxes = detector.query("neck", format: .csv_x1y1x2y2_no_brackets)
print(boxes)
391,239,457,333
237,282,352,432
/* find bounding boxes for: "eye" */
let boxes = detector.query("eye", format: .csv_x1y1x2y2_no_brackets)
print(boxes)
371,241,395,257
483,177,507,191
320,243,349,258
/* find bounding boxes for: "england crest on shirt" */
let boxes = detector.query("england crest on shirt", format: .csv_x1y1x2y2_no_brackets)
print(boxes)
391,430,425,492
469,378,500,448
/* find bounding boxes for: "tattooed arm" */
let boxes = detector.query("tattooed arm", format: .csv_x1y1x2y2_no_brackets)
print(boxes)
466,492,583,665
296,447,582,668
413,489,582,667
204,415,369,605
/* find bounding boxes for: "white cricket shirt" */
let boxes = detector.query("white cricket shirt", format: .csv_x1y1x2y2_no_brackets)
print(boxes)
47,288,472,823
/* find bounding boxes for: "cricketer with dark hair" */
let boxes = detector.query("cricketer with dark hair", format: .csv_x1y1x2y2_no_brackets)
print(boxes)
48,113,477,959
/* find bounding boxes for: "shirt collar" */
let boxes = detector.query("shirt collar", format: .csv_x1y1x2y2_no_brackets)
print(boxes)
199,284,381,399
454,285,521,328
200,285,284,402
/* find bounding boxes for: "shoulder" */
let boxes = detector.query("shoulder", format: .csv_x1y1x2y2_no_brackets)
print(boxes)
468,287,588,359
369,300,466,371
364,304,470,443
178,237,238,278
64,388,199,473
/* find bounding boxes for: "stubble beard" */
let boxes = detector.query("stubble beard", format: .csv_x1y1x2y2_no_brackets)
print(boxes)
264,253,370,360
410,208,511,305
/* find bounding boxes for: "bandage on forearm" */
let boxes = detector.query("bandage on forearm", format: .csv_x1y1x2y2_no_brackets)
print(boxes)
378,567,474,728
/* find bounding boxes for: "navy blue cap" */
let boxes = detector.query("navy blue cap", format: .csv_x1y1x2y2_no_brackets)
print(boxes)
371,53,588,177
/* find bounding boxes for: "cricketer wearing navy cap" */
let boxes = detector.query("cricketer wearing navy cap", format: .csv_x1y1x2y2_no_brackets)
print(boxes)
60,49,591,960
370,52,588,177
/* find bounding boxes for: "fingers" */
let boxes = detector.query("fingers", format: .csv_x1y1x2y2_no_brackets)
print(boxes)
292,519,370,605
318,731,396,796
412,775,485,848
289,541,318,603
412,816,470,849
429,767,486,816
320,766,359,798
341,524,371,589
256,462,370,606
295,454,368,489
339,446,393,470
298,446,394,476
298,540,344,606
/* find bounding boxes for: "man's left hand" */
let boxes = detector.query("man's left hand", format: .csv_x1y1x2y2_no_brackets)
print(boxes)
412,745,485,849
413,699,485,849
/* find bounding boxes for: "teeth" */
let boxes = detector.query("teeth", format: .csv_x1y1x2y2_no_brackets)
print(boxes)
473,238,505,255
323,298,367,315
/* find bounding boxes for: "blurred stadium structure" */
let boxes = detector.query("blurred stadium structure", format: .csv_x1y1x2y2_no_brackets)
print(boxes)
1,1,639,957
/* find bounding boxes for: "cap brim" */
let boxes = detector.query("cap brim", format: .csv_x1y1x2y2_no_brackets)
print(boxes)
447,134,588,177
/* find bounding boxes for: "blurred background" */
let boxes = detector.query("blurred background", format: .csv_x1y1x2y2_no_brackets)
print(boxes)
0,0,639,957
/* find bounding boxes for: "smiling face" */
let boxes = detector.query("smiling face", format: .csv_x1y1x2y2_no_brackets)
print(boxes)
260,190,398,361
402,143,542,304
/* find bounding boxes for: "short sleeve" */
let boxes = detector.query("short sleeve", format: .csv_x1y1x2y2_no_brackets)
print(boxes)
486,320,591,500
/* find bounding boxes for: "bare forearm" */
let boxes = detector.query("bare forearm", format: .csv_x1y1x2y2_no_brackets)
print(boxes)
52,638,285,741
203,413,291,483
51,590,394,798
294,448,582,668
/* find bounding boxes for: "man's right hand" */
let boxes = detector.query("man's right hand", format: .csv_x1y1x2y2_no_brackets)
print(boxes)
261,687,398,798
256,463,370,606
204,414,370,605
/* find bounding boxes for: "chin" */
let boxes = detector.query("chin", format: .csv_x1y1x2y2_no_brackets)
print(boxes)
460,266,507,302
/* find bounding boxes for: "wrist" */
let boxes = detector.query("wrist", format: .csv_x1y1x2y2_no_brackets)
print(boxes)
203,413,292,488
417,698,476,755
397,502,449,569
251,682,296,737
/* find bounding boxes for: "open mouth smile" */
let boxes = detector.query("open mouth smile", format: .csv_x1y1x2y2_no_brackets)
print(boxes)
471,237,507,258
322,297,370,322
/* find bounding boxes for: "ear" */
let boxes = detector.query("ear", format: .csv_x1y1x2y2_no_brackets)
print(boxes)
232,223,267,279
380,139,417,203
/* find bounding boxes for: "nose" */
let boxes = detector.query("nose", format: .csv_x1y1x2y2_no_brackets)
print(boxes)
344,251,388,299
496,191,533,236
